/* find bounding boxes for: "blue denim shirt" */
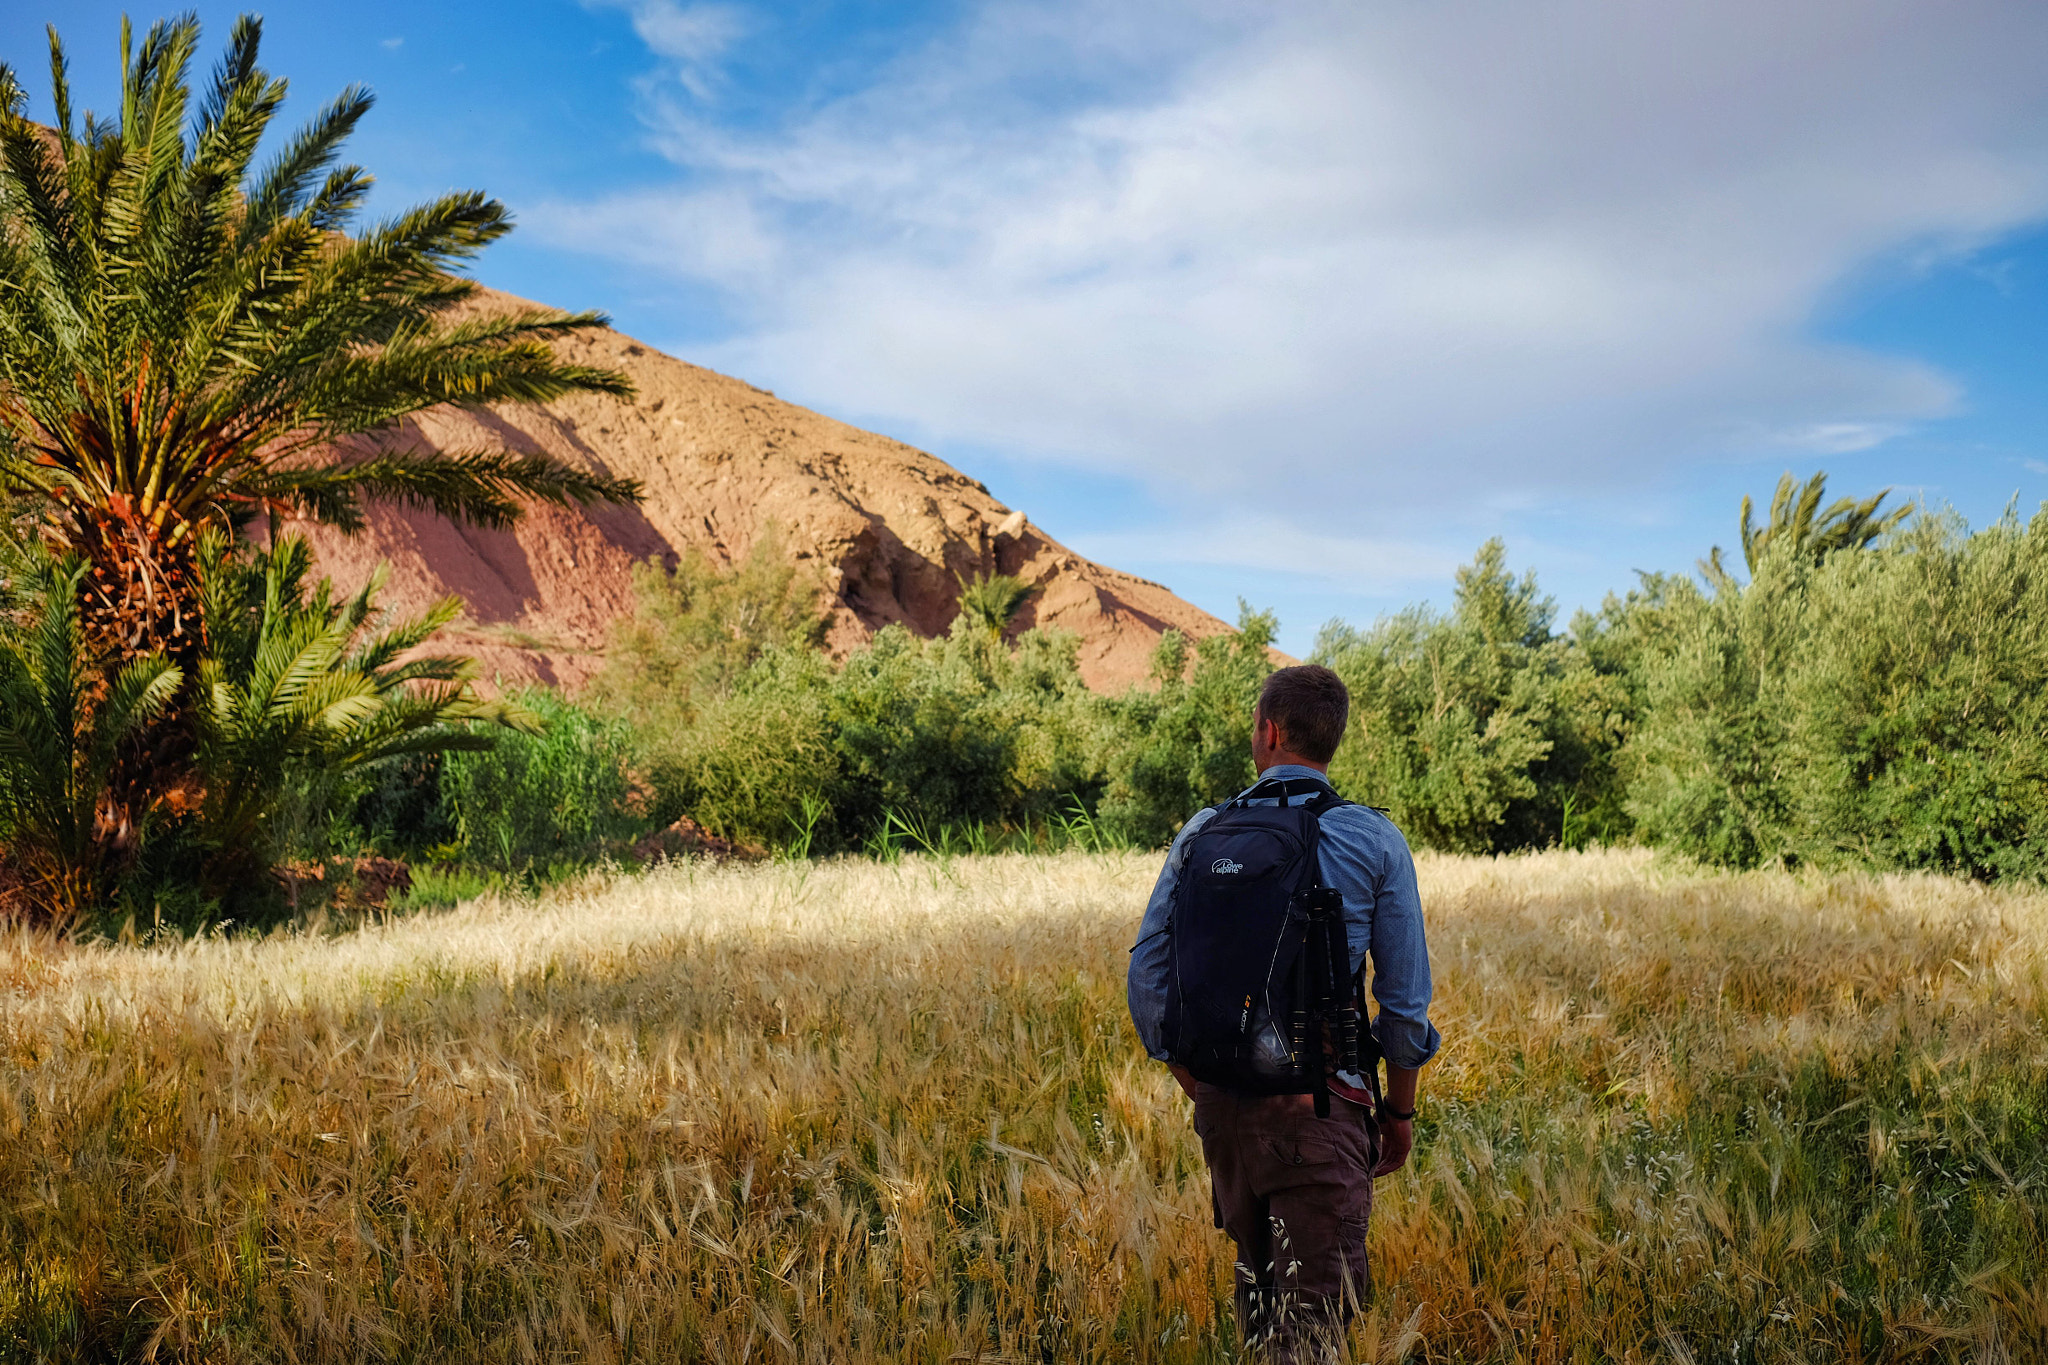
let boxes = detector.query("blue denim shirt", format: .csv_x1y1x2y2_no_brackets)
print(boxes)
1126,764,1442,1072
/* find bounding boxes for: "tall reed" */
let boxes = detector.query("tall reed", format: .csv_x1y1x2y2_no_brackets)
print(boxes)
3,849,2044,1362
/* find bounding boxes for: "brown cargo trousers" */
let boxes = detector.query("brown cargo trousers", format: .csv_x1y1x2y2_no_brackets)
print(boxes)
1190,1083,1380,1364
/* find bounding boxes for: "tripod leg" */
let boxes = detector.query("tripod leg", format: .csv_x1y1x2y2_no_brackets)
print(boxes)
1326,911,1361,1077
1306,908,1332,1118
1288,928,1311,1082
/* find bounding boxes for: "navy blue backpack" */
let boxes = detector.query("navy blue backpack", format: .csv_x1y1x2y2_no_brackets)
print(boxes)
1160,776,1370,1116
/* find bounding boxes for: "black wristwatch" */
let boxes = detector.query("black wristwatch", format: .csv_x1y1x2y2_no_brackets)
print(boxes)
1376,1100,1416,1123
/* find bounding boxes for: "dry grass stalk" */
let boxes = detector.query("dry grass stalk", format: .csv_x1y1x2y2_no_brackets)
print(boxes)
3,848,2046,1362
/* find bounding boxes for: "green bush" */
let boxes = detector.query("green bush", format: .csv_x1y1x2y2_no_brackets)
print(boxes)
651,621,1106,853
1625,509,2048,879
592,533,823,730
439,690,642,874
655,645,842,848
574,477,2048,882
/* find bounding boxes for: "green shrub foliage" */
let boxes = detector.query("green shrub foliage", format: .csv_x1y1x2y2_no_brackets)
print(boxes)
587,490,2048,881
590,533,828,734
17,454,2048,921
645,621,1105,852
1624,509,2048,879
1317,540,1629,854
439,690,640,874
615,596,1283,855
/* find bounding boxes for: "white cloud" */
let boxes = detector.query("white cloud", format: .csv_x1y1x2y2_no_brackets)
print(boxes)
380,36,403,50
533,0,2048,532
1767,422,1914,455
585,0,745,99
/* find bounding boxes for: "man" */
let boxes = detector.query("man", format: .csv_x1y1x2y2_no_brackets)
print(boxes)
1127,664,1440,1361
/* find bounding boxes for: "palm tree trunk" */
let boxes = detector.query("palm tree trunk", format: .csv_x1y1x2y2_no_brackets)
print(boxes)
67,503,205,668
58,506,208,900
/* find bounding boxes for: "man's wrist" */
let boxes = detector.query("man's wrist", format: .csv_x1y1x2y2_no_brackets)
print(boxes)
1375,1099,1416,1123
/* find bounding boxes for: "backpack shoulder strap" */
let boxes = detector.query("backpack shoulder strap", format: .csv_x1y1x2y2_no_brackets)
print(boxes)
1230,774,1347,809
1301,789,1352,818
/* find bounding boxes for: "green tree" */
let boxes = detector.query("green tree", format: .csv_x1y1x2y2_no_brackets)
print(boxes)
591,531,827,736
1096,605,1278,847
1626,508,2048,879
0,16,638,903
1318,540,1629,853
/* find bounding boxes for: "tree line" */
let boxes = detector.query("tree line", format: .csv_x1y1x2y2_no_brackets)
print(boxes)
555,470,2048,887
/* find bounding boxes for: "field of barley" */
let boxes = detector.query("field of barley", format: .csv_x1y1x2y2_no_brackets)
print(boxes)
3,848,2046,1364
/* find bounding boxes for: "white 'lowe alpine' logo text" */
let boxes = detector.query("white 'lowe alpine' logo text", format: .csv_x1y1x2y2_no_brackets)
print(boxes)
1210,858,1244,875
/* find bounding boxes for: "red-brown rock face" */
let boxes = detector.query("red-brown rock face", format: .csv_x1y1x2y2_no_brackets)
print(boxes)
297,288,1239,691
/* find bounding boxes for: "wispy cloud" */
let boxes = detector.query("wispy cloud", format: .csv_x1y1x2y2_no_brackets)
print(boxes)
1768,422,1915,456
585,0,745,100
380,36,403,50
533,0,2048,537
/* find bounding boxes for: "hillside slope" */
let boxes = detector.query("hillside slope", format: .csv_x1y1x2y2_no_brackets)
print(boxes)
299,289,1238,692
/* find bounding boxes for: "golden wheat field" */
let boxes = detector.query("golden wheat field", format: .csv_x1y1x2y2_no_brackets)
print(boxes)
2,848,2046,1364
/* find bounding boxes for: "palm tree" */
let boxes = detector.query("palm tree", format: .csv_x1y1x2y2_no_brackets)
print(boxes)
955,570,1036,639
1704,471,1913,581
0,16,639,668
0,552,183,928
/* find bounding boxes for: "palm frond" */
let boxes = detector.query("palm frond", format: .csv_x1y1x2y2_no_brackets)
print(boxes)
260,448,642,532
0,550,182,924
187,534,529,877
0,15,646,907
1735,471,1917,575
956,570,1037,638
239,83,374,246
197,14,262,133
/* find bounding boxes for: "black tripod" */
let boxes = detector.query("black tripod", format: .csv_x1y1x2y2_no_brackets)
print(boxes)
1288,886,1364,1118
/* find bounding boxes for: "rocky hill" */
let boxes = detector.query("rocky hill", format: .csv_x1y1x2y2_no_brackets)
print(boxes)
300,288,1239,692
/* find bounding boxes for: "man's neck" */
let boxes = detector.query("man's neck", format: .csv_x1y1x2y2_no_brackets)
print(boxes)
1258,759,1330,778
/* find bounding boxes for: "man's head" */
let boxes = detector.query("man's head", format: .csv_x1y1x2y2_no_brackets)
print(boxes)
1251,665,1350,773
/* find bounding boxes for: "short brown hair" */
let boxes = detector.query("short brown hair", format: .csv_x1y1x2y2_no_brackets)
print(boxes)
1256,665,1350,763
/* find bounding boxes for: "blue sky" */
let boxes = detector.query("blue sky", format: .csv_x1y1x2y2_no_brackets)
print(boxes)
12,1,2048,654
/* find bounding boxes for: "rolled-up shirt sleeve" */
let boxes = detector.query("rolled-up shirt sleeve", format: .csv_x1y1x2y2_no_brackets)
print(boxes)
1127,809,1215,1060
